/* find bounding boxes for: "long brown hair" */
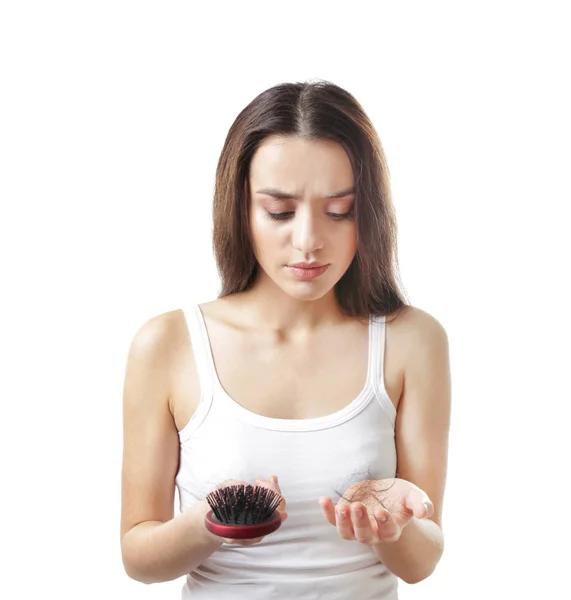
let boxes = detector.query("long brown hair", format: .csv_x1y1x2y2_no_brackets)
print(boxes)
212,79,411,321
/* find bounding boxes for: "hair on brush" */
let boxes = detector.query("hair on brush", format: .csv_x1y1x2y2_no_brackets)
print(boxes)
205,483,284,539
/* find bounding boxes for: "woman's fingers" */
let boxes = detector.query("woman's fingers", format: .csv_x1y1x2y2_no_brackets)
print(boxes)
336,503,356,540
319,497,401,543
373,507,401,542
404,488,434,519
319,497,357,539
351,502,382,544
255,476,288,520
318,496,337,526
222,536,264,545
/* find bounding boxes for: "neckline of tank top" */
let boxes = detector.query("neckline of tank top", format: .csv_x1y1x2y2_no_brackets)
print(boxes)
188,303,388,432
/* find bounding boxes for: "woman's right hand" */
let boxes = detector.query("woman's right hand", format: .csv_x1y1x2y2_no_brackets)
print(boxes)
209,476,288,546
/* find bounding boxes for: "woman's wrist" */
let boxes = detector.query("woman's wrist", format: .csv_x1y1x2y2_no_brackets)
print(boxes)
188,500,224,549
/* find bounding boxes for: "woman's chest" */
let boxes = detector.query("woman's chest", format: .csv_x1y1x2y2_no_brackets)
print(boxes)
170,309,405,433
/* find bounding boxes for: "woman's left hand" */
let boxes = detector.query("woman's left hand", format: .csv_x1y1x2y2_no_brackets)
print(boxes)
318,478,434,545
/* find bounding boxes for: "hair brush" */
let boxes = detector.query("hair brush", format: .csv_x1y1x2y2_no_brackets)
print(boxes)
205,483,285,539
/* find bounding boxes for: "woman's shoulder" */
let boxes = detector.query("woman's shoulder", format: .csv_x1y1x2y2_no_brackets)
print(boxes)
142,299,238,356
141,298,230,333
129,307,193,368
392,304,447,334
130,309,180,348
390,305,449,364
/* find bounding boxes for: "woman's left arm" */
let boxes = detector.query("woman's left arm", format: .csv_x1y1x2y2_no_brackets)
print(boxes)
373,311,451,583
371,505,444,584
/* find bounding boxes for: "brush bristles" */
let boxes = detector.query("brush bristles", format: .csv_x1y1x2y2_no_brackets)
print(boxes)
206,484,282,525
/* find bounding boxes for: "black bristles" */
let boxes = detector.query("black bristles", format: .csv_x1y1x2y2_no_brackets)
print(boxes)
206,484,283,525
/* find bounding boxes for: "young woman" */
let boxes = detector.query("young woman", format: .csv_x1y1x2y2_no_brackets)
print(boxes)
120,80,451,599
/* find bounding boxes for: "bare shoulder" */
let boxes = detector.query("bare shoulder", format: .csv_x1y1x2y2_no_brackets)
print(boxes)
386,305,449,394
391,304,449,350
132,309,182,347
126,309,190,404
128,309,185,370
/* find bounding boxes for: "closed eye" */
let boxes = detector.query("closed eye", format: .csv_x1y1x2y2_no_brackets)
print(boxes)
264,211,353,222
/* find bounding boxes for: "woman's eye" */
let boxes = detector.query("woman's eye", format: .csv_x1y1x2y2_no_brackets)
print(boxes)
265,211,294,221
264,211,351,221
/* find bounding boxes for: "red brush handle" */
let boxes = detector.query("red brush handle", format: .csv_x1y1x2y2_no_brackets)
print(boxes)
204,510,283,539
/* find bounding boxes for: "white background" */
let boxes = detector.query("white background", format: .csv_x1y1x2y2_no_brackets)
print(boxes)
1,1,569,598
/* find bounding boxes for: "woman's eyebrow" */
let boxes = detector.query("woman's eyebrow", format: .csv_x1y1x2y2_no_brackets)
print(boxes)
255,187,355,200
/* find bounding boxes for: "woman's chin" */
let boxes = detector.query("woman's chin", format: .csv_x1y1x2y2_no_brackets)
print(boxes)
280,280,333,302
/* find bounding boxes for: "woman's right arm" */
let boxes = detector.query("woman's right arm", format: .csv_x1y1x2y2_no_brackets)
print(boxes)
120,312,223,585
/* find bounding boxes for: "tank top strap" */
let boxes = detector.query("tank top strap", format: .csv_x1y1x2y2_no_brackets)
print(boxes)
368,314,397,426
182,303,215,402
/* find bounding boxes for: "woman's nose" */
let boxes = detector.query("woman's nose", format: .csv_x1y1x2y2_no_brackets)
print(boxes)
291,210,324,254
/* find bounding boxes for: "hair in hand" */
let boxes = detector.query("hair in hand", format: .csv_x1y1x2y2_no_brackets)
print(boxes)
333,466,397,509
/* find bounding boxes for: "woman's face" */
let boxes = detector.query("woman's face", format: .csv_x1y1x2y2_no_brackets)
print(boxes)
248,135,358,301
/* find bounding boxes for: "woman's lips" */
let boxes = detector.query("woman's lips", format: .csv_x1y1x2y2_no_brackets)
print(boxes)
286,265,329,280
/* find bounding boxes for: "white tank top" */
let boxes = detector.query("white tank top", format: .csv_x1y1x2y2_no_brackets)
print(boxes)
175,303,399,599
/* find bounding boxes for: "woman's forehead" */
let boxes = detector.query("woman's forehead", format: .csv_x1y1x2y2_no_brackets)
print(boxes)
249,138,354,198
